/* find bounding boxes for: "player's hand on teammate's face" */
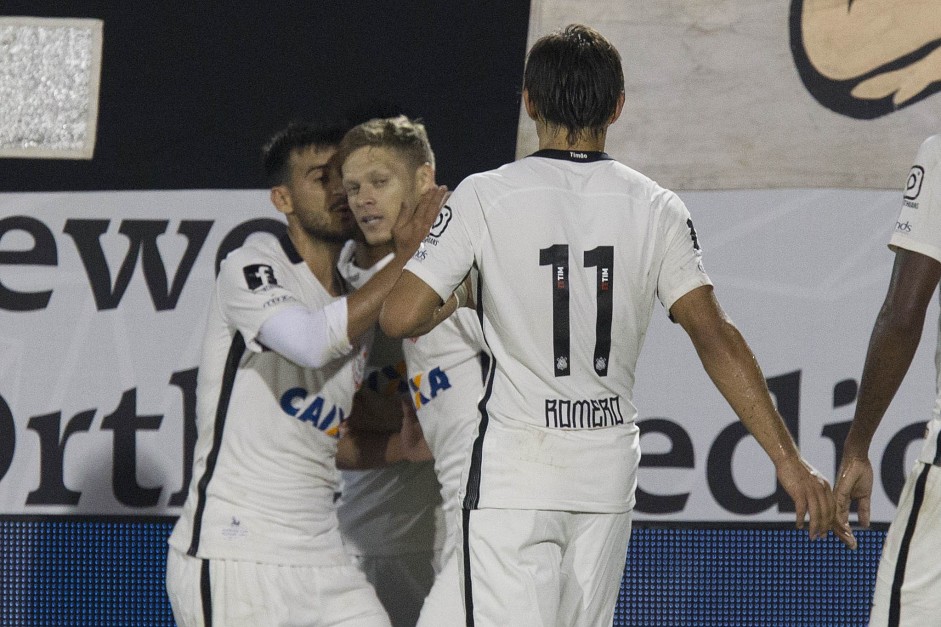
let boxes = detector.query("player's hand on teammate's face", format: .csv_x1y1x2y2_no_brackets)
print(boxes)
775,456,853,547
391,185,448,257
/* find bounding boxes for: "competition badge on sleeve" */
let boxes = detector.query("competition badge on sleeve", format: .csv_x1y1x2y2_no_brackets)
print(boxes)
243,264,278,290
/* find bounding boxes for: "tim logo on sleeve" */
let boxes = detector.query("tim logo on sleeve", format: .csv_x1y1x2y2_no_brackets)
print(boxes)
243,264,278,290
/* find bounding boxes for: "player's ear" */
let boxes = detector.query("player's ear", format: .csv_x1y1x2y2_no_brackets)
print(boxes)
609,91,625,125
522,88,538,120
415,162,435,193
270,185,292,216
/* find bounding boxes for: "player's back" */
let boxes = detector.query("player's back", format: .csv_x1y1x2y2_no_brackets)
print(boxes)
446,150,708,513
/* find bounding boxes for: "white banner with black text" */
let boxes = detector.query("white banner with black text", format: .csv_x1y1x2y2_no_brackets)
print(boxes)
0,189,934,522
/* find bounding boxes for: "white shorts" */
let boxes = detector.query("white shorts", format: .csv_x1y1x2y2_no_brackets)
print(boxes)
417,527,463,627
350,551,437,627
460,508,632,627
166,546,391,627
870,462,941,627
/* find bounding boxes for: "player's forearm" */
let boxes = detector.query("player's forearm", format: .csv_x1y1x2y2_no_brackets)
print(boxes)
380,271,443,338
695,319,801,466
257,302,350,368
345,251,413,340
409,293,459,336
843,307,924,458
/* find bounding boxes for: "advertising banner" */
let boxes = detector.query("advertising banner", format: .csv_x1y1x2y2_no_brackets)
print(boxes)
1,189,934,522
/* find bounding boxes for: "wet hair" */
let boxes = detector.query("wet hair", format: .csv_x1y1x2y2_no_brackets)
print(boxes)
523,24,624,144
336,115,435,173
262,121,347,187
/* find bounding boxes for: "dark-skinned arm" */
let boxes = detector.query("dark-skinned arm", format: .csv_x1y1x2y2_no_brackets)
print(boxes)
835,248,941,528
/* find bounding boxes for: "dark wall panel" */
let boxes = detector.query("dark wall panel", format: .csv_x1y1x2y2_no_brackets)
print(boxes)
0,3,531,190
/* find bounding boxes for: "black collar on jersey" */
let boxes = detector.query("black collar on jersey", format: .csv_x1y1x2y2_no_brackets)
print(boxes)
279,232,303,264
529,149,613,162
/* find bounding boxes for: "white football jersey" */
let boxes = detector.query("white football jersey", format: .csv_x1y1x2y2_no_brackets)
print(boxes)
402,305,485,515
889,134,941,465
405,150,711,512
336,241,444,556
169,233,366,566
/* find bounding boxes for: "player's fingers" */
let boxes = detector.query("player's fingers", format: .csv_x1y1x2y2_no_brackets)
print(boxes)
832,518,857,550
416,186,448,224
834,482,851,522
793,492,807,531
817,476,835,538
809,483,829,540
801,464,831,539
857,495,872,529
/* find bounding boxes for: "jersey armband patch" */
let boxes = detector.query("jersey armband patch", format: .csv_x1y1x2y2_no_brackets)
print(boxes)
244,264,279,290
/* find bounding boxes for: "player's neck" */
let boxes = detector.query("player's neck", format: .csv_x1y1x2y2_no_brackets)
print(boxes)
537,125,607,153
354,240,394,269
288,228,345,295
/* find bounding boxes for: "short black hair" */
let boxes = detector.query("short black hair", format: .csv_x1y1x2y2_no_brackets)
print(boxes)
261,121,347,187
523,24,624,144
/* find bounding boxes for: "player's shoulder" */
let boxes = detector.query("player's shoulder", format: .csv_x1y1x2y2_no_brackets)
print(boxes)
218,232,290,280
607,158,659,187
231,232,293,262
917,134,941,164
588,157,674,203
920,134,941,150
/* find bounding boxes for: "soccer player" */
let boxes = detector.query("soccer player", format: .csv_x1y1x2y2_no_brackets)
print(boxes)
333,116,446,627
335,236,445,627
835,134,941,626
380,25,851,626
338,116,484,626
165,121,443,627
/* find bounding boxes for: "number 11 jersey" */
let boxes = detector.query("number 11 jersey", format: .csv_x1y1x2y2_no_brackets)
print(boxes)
404,150,711,513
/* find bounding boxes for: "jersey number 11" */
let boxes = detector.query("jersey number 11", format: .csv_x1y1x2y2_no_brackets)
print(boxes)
539,244,613,378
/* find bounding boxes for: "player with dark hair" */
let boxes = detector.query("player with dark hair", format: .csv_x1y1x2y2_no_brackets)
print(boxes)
165,120,443,626
835,134,941,626
380,24,850,626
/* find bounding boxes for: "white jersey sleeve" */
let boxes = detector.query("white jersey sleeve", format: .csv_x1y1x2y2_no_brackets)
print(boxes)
217,246,318,353
405,181,480,302
257,301,351,368
890,134,941,262
655,188,711,313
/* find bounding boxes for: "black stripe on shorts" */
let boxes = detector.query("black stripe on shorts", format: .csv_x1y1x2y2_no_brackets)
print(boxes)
888,462,932,626
200,558,213,627
463,508,475,627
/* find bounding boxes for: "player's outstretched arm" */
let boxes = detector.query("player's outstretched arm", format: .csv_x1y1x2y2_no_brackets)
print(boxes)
670,285,853,546
836,248,941,529
344,185,448,341
380,270,447,339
